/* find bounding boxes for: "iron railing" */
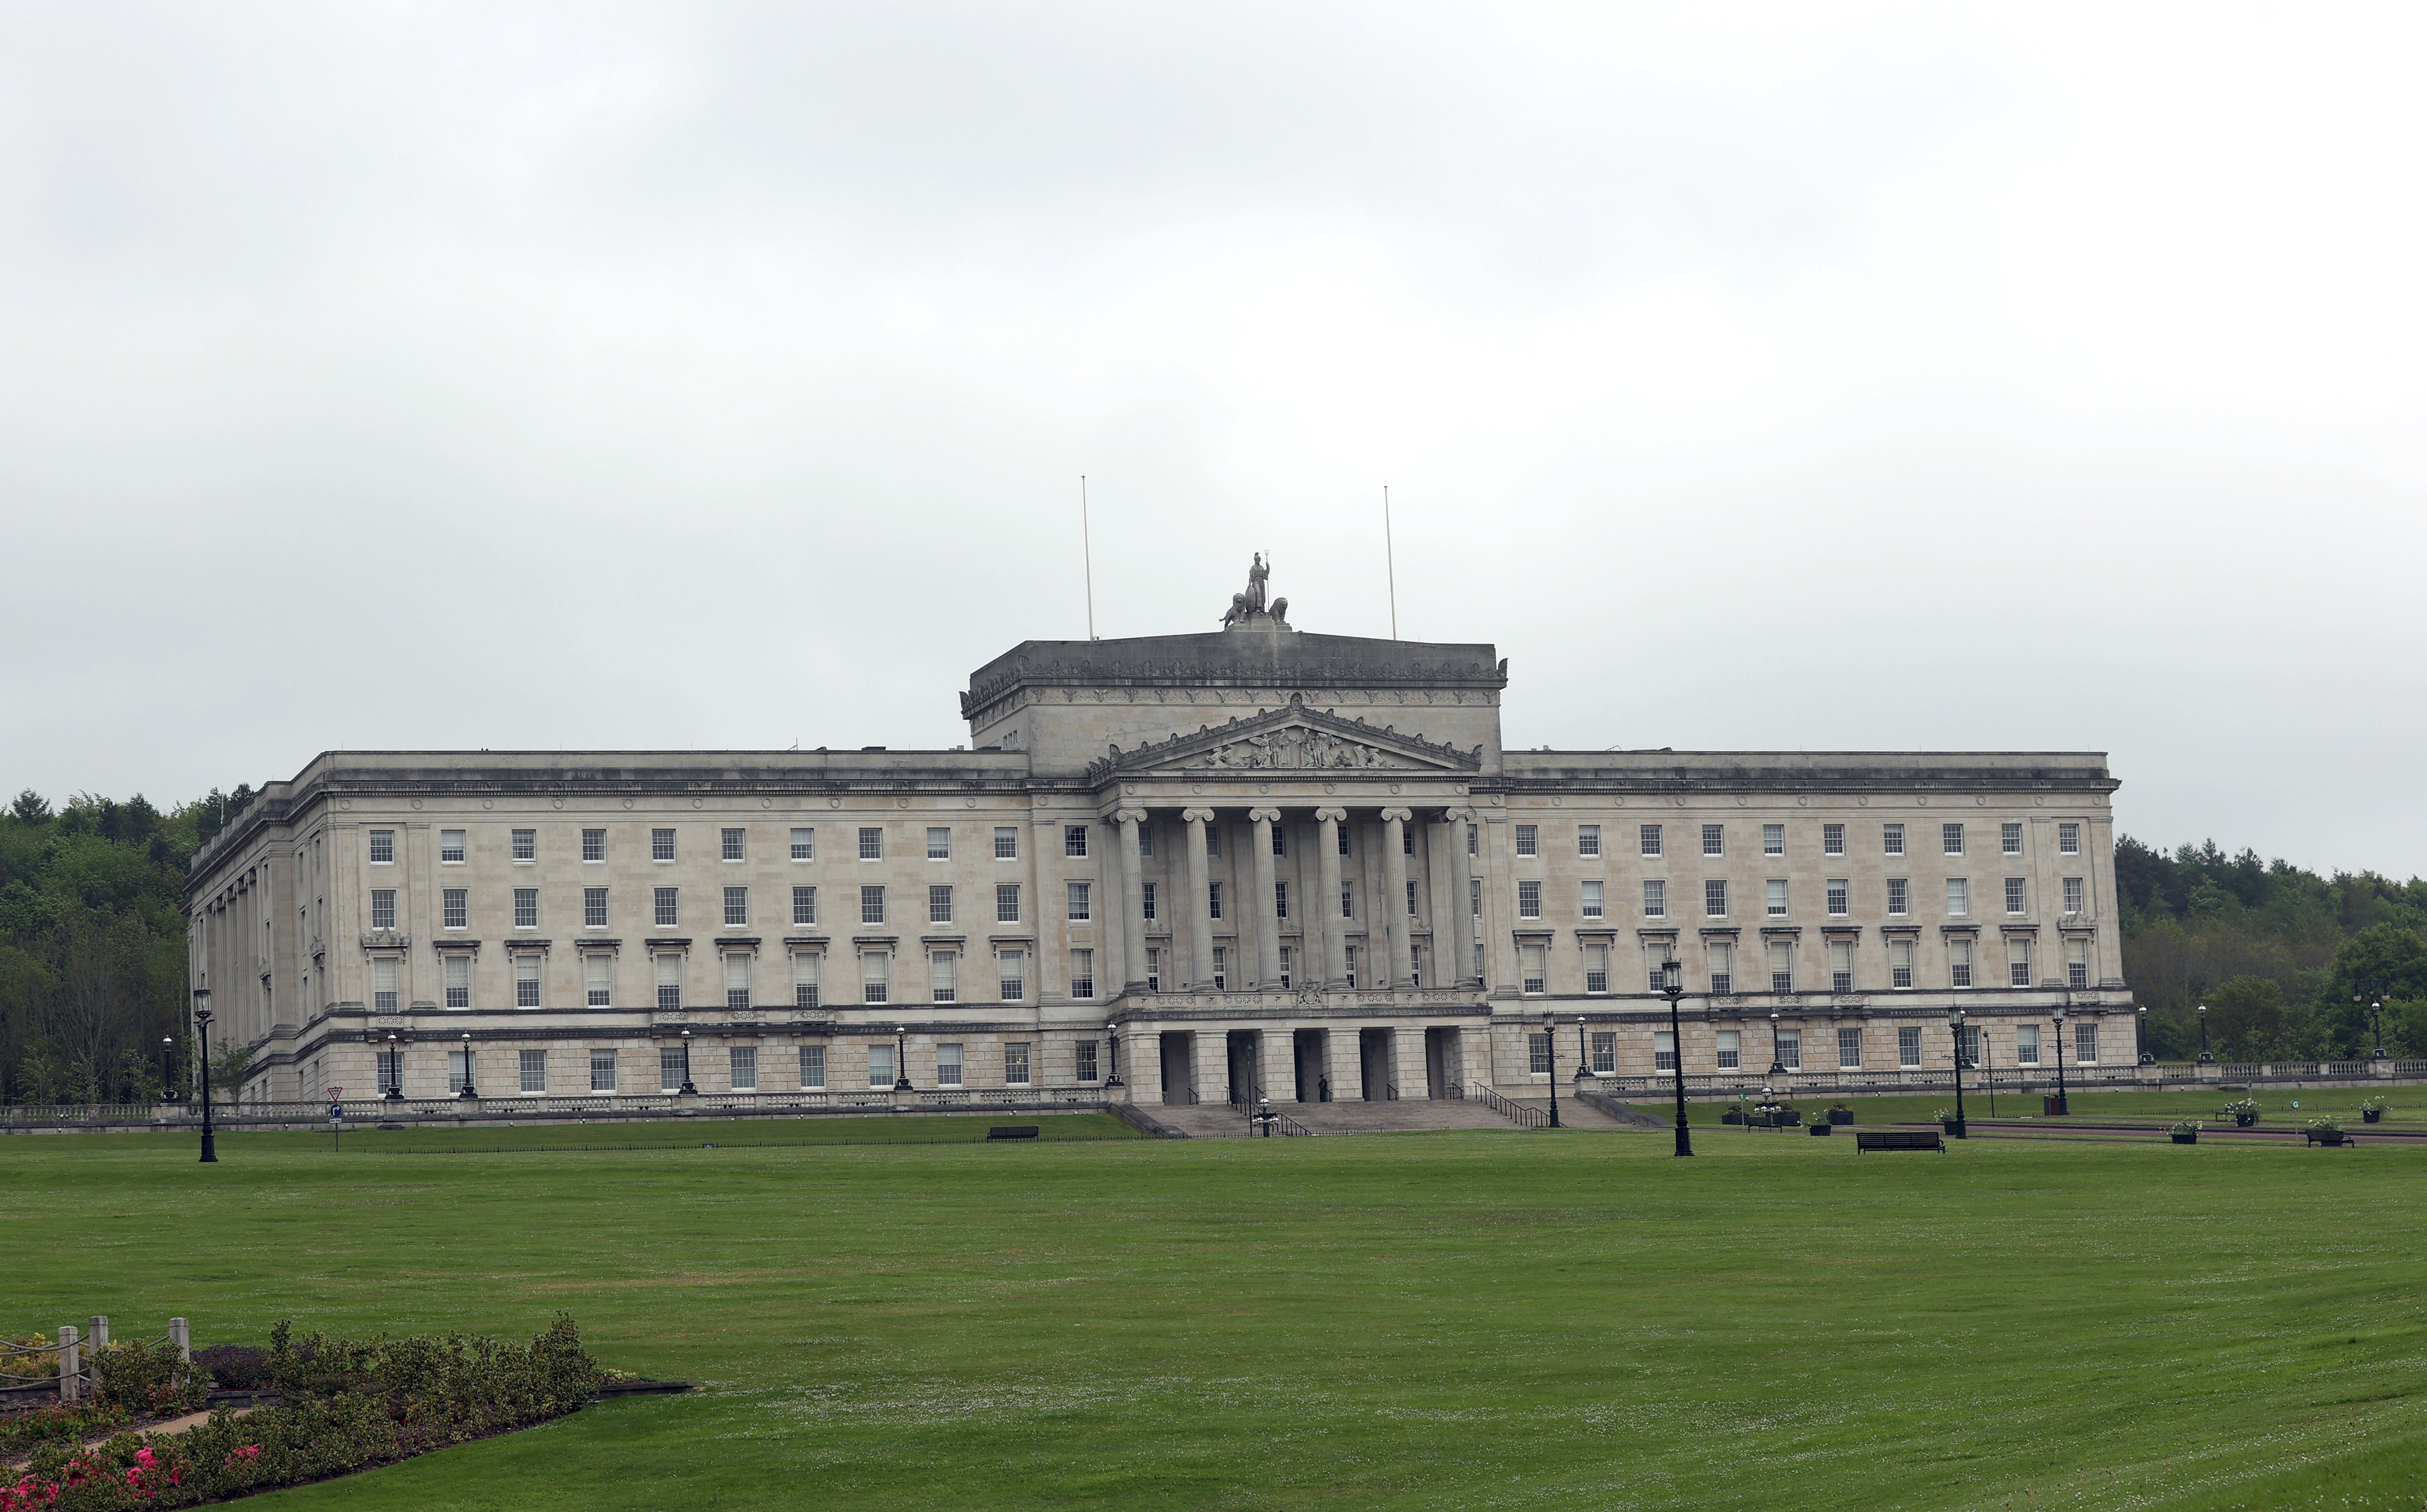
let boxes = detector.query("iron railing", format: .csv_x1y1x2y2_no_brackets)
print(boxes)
1468,1082,1550,1130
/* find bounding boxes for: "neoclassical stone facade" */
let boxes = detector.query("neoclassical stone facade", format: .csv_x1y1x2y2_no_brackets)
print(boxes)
186,568,2129,1110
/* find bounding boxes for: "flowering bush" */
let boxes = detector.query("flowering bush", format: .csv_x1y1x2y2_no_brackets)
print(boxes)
2358,1096,2389,1115
0,1337,58,1383
2170,1119,2201,1137
2308,1116,2343,1133
2222,1098,2260,1126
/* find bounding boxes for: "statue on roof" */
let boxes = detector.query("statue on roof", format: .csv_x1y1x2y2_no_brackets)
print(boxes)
1221,553,1292,631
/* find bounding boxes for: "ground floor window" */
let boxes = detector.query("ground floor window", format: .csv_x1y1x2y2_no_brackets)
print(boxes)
1957,1025,1981,1068
1897,1026,1922,1069
729,1047,756,1091
517,1050,545,1092
1715,1029,1740,1070
660,1046,684,1091
800,1044,826,1090
2016,1025,2041,1065
936,1042,964,1087
1590,1031,1615,1074
2075,1023,2099,1064
867,1043,896,1087
1652,1029,1675,1072
1005,1042,1032,1086
450,1047,473,1094
1076,1038,1099,1082
1529,1032,1553,1074
1776,1030,1801,1071
590,1049,616,1092
1837,1028,1862,1070
376,1047,402,1094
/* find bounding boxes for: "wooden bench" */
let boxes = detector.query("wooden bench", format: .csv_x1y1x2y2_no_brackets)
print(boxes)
986,1126,1039,1140
1854,1129,1946,1154
2303,1128,2352,1146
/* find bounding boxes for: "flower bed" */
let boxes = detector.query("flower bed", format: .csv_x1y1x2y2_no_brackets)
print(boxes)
5,1316,596,1509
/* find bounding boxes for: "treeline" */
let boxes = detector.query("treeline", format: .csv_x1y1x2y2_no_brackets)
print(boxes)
0,785,258,1103
2118,836,2427,1061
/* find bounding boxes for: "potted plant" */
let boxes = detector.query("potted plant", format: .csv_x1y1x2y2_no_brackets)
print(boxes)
1827,1102,1856,1126
1808,1111,1835,1136
1932,1107,1961,1134
2309,1116,2347,1147
2222,1098,2260,1128
2359,1096,2387,1125
2169,1119,2200,1145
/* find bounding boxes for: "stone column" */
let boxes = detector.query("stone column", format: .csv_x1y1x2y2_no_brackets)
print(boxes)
1182,809,1217,989
1380,808,1413,988
1314,808,1348,987
1478,816,1517,995
1115,808,1148,994
1248,808,1283,990
1442,809,1477,987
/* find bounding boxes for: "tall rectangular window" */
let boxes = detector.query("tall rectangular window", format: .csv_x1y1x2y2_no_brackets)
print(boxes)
1071,948,1095,999
1064,824,1089,857
1207,882,1223,920
930,949,957,1003
1205,824,1220,858
1708,940,1732,995
858,827,883,860
2005,877,2027,915
582,828,606,862
728,1047,756,1091
1763,824,1784,856
799,1044,825,1090
1827,878,1849,916
1470,878,1481,919
442,888,467,929
2063,877,2085,914
586,951,612,1006
1640,824,1663,857
1651,1030,1674,1072
860,886,885,925
994,826,1018,859
866,1043,894,1087
512,829,536,862
1406,879,1420,917
1886,878,1908,916
929,884,953,924
1949,937,1973,989
1401,824,1414,856
1765,879,1788,917
793,951,821,1009
1067,881,1092,921
1945,878,1969,916
1898,1027,1922,1069
445,954,471,1009
1211,946,1227,990
792,885,816,925
372,957,398,1012
722,828,747,862
1514,824,1538,857
1716,1030,1740,1071
926,826,952,860
1580,880,1603,919
1768,940,1792,993
1883,822,1905,856
515,953,541,1006
1273,881,1287,920
1518,880,1542,918
997,949,1025,1001
1776,1029,1800,1070
1890,937,1914,989
724,886,748,927
652,828,676,862
2017,1024,2041,1065
441,829,466,864
1942,823,1965,856
996,884,1020,922
514,887,539,929
790,827,814,861
1140,880,1158,921
2002,822,2023,856
1838,1028,1863,1070
724,951,751,1010
2007,936,2032,987
1584,943,1609,994
1577,824,1600,857
2058,822,2081,855
1531,1031,1555,1074
660,1046,684,1091
2067,936,2090,990
2075,1023,2099,1065
1521,943,1547,994
584,886,608,928
1275,945,1289,989
590,1048,616,1092
369,829,395,864
1271,824,1287,856
371,889,397,930
1076,1038,1100,1082
1643,879,1666,917
934,1042,963,1087
1005,1042,1032,1086
1829,939,1853,993
521,1049,547,1092
1704,880,1728,917
1136,824,1153,857
655,951,681,1010
1339,825,1353,857
1823,823,1845,856
1340,881,1354,918
1702,824,1724,856
1590,1031,1615,1073
861,951,890,1004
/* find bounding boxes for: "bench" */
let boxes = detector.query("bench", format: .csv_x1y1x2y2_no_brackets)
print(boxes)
2303,1128,2352,1146
1854,1129,1946,1154
986,1126,1039,1140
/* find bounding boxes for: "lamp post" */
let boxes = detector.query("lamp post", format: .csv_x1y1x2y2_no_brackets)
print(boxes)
1767,1009,1787,1076
384,1031,402,1100
893,1025,913,1091
192,989,217,1164
1660,958,1692,1157
1256,1095,1274,1137
458,1031,478,1099
1540,1007,1561,1128
2370,998,2386,1060
678,1029,696,1095
1574,1014,1591,1080
161,1037,176,1102
1946,1007,1968,1139
2196,1002,2212,1063
2136,1004,2152,1065
1103,1022,1122,1088
2049,1003,2069,1115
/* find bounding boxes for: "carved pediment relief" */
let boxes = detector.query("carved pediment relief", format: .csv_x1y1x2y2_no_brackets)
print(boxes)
1087,695,1482,784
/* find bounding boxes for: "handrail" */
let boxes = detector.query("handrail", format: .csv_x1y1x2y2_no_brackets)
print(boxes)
1468,1082,1549,1130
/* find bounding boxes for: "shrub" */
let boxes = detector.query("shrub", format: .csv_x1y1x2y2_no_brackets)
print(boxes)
2222,1098,2260,1123
92,1340,207,1419
2170,1119,2201,1137
1929,1108,1954,1123
2358,1096,2389,1115
190,1345,269,1391
0,1336,57,1383
2308,1117,2343,1134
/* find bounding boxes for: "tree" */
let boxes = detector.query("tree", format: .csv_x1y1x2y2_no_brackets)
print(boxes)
2204,976,2288,1062
2320,925,2427,1055
9,790,51,825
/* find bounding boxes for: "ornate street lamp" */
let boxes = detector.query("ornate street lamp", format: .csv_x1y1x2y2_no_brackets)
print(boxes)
192,988,217,1164
2136,1004,2152,1065
2370,998,2387,1061
458,1031,479,1099
383,1031,402,1100
2048,1003,2069,1115
1539,1007,1561,1128
161,1037,176,1102
1255,1095,1275,1137
1660,958,1692,1157
1102,1021,1122,1088
1945,1006,1968,1139
678,1028,696,1095
2196,1002,2212,1064
1574,1014,1591,1081
1767,1009,1787,1076
893,1025,913,1091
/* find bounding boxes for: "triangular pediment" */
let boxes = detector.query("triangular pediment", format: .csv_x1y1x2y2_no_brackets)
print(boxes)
1086,695,1482,784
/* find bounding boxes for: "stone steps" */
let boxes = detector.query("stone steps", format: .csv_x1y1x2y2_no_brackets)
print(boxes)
1149,1098,1546,1136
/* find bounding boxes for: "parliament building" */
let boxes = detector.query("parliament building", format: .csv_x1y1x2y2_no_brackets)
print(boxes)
186,562,2130,1113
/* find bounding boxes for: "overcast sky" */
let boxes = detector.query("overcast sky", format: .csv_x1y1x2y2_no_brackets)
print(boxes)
3,3,2422,876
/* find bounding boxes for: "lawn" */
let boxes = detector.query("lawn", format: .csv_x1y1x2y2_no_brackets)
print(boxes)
1638,1083,2425,1130
6,1115,2424,1511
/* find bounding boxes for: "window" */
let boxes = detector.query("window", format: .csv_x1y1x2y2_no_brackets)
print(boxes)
441,829,465,864
1069,947,1095,999
1406,879,1420,917
724,951,751,1010
1581,880,1604,919
1776,1029,1801,1070
1136,824,1153,857
1574,824,1601,858
994,826,1018,859
1513,823,1538,857
2067,936,2090,989
1958,1025,1982,1068
1590,1031,1615,1074
1470,878,1481,920
515,954,541,1007
929,884,953,924
1270,823,1287,856
372,957,399,1013
643,885,672,928
1064,824,1089,857
996,884,1021,923
521,1049,547,1093
728,1047,756,1091
1207,882,1223,920
1640,824,1663,857
799,1044,826,1090
1343,945,1358,990
1837,1028,1863,1070
2002,822,2023,856
586,951,611,1006
1466,823,1477,856
997,949,1025,1001
713,827,741,862
924,1041,961,1088
792,885,816,926
1829,939,1853,993
1077,1039,1100,1082
1702,824,1724,856
1585,943,1609,994
858,827,882,860
1886,878,1908,917
860,885,885,925
445,954,471,1009
1273,881,1288,920
1210,946,1225,991
789,827,814,861
792,952,821,1009
1898,1027,1922,1069
1883,822,1905,856
1890,937,1914,989
1340,882,1354,918
369,829,395,864
1401,824,1414,856
586,1049,615,1092
2059,822,2081,855
1521,942,1547,994
2063,877,2085,914
1516,880,1543,919
515,887,539,929
659,1047,684,1092
1339,824,1353,857
1827,878,1849,916
2007,936,2032,987
1652,1030,1675,1072
1949,937,1973,989
443,888,467,929
652,828,676,862
1005,1042,1032,1086
512,828,536,862
1642,880,1666,917
2075,1022,2099,1065
724,886,748,927
866,1043,895,1087
1708,940,1732,995
1716,1030,1740,1070
2005,877,2027,915
926,826,952,860
1946,878,1969,916
655,951,682,1010
1530,1032,1554,1074
1823,823,1845,856
584,886,608,928
1205,824,1221,858
1144,947,1162,992
1134,880,1156,922
1704,880,1728,917
583,828,606,862
371,889,397,930
1275,945,1291,990
1763,824,1784,857
1765,879,1788,917
861,951,890,1004
2017,1024,2042,1065
1067,881,1092,921
1942,822,1965,856
1768,940,1792,993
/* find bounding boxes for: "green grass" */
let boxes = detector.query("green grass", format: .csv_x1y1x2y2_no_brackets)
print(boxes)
1644,1084,2426,1128
6,1118,2426,1510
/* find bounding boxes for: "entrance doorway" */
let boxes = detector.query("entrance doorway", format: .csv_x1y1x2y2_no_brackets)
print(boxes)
1358,1027,1394,1100
1225,1030,1261,1106
1293,1029,1327,1102
1424,1026,1458,1099
1159,1031,1196,1105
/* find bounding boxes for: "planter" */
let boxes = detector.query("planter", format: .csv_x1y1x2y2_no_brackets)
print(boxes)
1828,1110,1854,1126
2234,1114,2257,1127
2363,1110,2384,1124
1808,1123,1833,1136
2315,1131,2347,1146
1721,1111,1743,1125
1942,1120,1964,1135
2170,1132,2197,1144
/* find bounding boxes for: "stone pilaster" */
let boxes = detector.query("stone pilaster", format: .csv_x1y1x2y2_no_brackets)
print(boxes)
1182,809,1217,990
1314,808,1348,987
1380,807,1412,988
1115,808,1148,994
1442,808,1477,987
1248,808,1282,990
